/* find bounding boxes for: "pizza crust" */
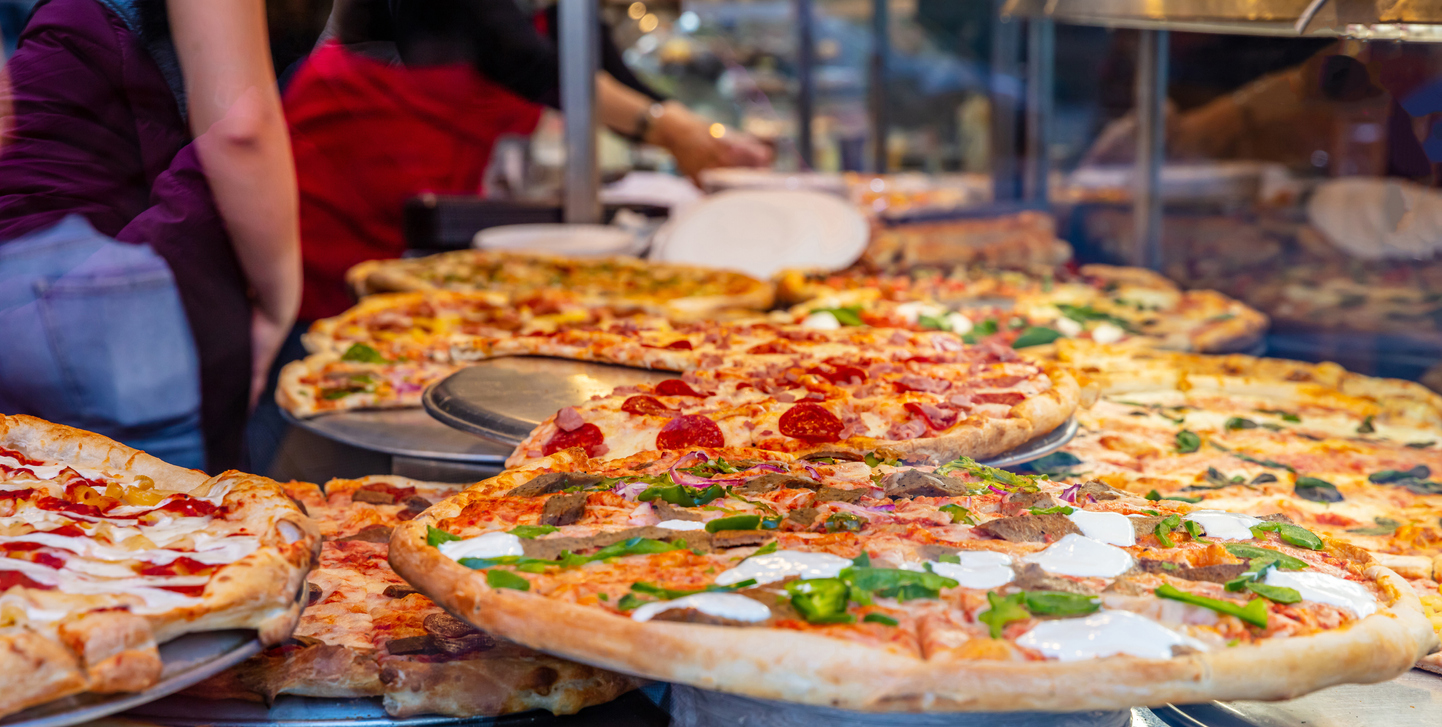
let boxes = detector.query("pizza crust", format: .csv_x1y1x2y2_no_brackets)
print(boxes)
391,499,1436,711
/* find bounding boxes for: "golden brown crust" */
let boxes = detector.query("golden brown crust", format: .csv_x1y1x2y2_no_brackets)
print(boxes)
0,630,89,717
379,653,639,718
390,464,1436,712
57,611,163,693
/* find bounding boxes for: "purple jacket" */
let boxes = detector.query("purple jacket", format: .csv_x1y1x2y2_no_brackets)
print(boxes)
0,0,251,469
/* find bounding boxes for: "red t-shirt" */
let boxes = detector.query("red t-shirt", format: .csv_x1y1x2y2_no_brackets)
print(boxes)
285,42,544,320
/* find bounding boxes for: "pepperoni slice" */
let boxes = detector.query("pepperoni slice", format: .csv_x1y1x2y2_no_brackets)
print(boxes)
972,391,1026,407
0,571,50,591
778,403,845,443
904,402,960,431
655,380,704,398
747,341,794,355
808,364,867,385
655,415,725,450
621,396,675,417
542,423,606,457
665,340,694,350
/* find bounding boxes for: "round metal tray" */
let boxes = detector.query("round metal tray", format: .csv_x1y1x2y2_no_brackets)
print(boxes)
423,358,1076,469
281,407,511,465
0,631,261,727
423,357,675,446
124,695,550,727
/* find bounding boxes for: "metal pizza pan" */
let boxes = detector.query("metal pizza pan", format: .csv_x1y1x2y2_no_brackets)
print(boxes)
281,406,511,465
423,357,1076,469
422,357,676,446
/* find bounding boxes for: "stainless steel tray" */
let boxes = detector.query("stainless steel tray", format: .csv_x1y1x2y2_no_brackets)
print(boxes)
281,407,511,464
422,358,675,446
0,629,262,727
124,695,550,727
423,357,1076,469
1160,668,1442,727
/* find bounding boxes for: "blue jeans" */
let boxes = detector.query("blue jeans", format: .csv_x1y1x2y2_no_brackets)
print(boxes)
0,215,205,470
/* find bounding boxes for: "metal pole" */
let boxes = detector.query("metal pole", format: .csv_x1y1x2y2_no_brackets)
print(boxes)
869,0,890,173
796,0,816,169
560,0,600,224
1023,18,1053,204
989,7,1022,201
1133,29,1168,270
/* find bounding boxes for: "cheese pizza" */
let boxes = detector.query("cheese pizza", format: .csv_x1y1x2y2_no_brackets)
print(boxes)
345,250,774,321
390,447,1435,712
194,477,636,717
0,415,319,717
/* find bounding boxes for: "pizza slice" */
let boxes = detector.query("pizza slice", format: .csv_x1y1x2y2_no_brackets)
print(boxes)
191,476,636,717
0,415,319,717
390,447,1435,711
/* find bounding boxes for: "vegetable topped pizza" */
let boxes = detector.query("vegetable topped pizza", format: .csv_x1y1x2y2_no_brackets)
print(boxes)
345,250,774,321
0,415,319,717
390,447,1435,712
194,477,636,717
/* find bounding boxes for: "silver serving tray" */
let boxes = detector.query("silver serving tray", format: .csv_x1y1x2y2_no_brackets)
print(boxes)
124,695,550,727
0,630,262,727
281,407,511,464
424,357,1077,469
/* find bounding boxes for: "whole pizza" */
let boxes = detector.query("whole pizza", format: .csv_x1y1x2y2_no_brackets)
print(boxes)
390,447,1436,712
0,415,320,717
194,476,636,717
345,250,775,321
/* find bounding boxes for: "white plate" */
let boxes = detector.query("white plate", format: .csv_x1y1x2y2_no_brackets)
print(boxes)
472,224,642,257
650,190,867,279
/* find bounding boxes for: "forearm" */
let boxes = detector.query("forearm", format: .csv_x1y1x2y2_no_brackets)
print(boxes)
169,0,300,325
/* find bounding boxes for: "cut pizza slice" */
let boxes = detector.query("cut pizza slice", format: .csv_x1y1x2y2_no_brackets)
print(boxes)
0,415,320,718
390,447,1436,712
190,476,637,718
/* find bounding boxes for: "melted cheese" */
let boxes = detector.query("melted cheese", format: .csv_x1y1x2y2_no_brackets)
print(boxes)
1066,511,1137,546
656,520,706,531
1022,534,1134,578
713,550,851,586
630,593,770,623
902,551,1014,589
1016,610,1207,661
1264,570,1377,618
1184,511,1262,541
438,531,524,561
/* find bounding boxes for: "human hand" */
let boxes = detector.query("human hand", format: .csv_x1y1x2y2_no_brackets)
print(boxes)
249,308,291,411
651,102,773,180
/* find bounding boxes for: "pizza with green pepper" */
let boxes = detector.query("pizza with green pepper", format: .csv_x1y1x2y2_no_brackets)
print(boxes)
389,446,1435,712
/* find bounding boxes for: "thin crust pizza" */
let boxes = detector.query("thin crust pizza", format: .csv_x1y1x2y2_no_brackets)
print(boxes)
345,250,774,321
390,447,1436,712
0,415,320,717
192,477,636,717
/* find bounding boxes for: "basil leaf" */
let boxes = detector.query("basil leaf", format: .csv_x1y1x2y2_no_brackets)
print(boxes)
1369,465,1430,484
1011,326,1064,349
917,314,948,331
863,612,899,626
1183,520,1208,541
842,567,958,601
341,342,386,364
939,504,977,525
1055,303,1134,331
1154,514,1181,548
1250,522,1324,550
813,306,864,327
975,319,999,337
851,552,871,568
1407,441,1436,449
1225,417,1258,431
705,514,761,533
1223,544,1309,570
616,593,647,611
1175,430,1201,453
1155,584,1268,628
1293,476,1343,504
1346,517,1401,536
589,537,684,561
1256,409,1301,423
427,526,462,547
630,579,758,601
486,570,530,591
1023,591,1100,616
786,578,851,623
938,553,961,564
824,512,864,533
508,525,559,539
1147,489,1203,503
1356,415,1375,434
978,591,1030,638
1250,473,1279,484
751,540,779,557
1245,582,1302,604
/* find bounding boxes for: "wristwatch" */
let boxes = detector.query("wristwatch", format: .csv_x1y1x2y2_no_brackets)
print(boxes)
630,103,666,143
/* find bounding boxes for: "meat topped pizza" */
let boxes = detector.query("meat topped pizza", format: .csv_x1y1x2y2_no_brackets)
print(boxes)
1041,340,1442,670
777,263,1266,354
0,415,319,717
193,477,636,717
859,212,1071,273
345,250,774,321
390,447,1435,712
506,333,1078,468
